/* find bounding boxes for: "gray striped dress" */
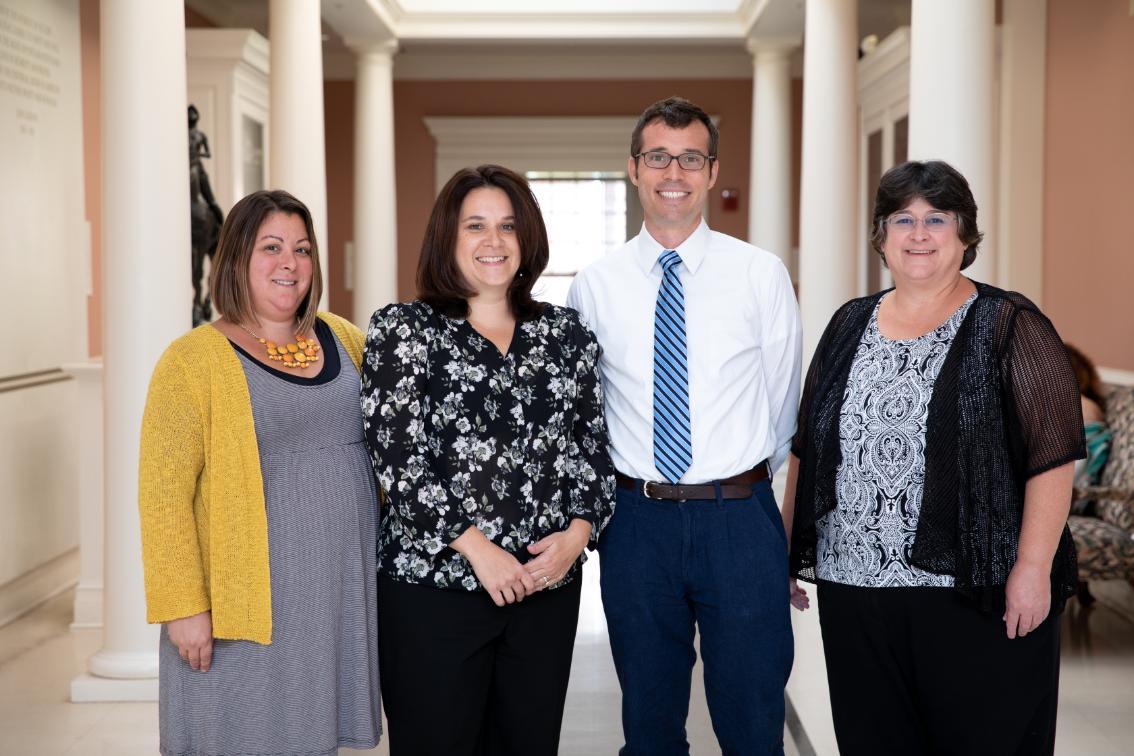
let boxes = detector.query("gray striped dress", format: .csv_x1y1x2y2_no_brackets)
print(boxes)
159,325,381,756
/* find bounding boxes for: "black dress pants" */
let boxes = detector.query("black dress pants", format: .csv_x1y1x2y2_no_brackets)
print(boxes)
378,574,582,756
817,581,1061,756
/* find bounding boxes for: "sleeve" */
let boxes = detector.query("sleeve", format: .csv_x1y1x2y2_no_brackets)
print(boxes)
138,348,210,623
791,304,847,461
565,268,595,330
755,259,804,473
565,317,617,547
360,304,476,553
1002,306,1087,479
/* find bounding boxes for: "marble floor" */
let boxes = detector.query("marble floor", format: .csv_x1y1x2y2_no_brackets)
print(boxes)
1,568,1132,755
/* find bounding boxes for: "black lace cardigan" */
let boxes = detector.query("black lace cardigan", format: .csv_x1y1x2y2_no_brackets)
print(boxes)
790,282,1086,614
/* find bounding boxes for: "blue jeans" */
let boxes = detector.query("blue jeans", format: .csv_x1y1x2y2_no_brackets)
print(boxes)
599,480,793,756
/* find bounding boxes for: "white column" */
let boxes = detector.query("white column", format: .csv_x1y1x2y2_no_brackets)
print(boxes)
351,41,399,328
997,0,1046,303
62,361,104,630
269,0,329,310
72,0,190,702
908,0,997,284
747,39,797,279
799,0,858,362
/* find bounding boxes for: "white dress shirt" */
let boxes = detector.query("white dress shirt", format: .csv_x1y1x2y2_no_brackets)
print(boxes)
567,220,802,483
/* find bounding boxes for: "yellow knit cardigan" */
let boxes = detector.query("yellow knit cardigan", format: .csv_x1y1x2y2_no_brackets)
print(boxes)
138,312,365,644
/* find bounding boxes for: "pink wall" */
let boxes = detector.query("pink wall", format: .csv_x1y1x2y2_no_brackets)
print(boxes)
324,81,356,316
1043,0,1134,372
80,0,101,356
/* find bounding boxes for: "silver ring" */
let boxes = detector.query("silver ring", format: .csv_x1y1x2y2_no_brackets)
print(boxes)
541,575,550,586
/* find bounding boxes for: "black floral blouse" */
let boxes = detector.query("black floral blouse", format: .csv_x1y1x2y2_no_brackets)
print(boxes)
361,301,616,592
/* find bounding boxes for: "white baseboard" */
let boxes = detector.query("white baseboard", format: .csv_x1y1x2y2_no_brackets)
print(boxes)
0,548,79,628
70,582,103,629
1100,367,1134,387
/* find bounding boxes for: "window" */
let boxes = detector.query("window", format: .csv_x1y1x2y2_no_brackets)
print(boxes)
527,172,628,306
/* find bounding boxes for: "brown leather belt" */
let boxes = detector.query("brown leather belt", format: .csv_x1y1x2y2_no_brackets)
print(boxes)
614,462,771,501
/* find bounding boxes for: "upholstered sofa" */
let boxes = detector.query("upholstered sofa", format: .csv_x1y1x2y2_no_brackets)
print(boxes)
1068,383,1134,603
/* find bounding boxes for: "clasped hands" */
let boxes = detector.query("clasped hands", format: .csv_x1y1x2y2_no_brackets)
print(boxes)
453,519,593,607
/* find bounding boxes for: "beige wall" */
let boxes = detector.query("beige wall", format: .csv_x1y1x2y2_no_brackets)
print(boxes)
324,78,804,313
1043,0,1134,372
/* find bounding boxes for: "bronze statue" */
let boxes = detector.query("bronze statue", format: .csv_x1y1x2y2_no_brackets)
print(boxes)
189,104,224,325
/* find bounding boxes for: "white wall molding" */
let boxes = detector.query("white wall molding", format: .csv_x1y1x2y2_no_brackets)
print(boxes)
391,45,753,81
329,0,796,44
1100,367,1134,387
0,549,78,629
425,116,638,192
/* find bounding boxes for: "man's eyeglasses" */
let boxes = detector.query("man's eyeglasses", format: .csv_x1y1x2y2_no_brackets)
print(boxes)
884,212,957,234
635,150,714,171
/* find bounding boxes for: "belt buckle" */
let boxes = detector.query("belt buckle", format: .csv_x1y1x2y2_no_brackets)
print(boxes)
642,480,684,502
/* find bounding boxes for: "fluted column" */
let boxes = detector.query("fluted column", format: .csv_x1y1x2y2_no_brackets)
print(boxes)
747,38,797,278
72,0,190,702
269,0,329,309
909,0,997,284
351,41,399,327
799,0,858,362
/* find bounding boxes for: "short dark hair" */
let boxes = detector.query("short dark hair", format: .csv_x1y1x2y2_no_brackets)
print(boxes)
417,165,548,320
870,160,984,271
630,96,719,160
210,189,322,333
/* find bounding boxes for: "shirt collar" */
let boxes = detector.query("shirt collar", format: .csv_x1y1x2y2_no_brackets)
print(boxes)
634,219,710,276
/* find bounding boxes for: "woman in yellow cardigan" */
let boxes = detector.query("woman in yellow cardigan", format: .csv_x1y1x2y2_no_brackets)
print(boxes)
139,190,381,756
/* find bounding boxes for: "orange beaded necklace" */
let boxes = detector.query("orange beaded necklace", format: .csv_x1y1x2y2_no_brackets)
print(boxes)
238,322,321,369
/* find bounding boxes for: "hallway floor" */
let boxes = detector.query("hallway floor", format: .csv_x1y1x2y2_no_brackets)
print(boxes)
2,566,1132,755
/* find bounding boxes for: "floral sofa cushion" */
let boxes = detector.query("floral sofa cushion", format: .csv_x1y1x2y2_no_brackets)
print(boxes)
1072,384,1134,581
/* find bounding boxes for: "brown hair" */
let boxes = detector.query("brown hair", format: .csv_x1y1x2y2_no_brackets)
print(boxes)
870,160,984,271
630,96,719,161
1065,342,1107,412
417,165,548,320
209,189,323,333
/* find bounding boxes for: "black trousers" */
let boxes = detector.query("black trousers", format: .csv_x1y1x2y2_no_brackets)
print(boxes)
378,574,582,756
817,581,1061,756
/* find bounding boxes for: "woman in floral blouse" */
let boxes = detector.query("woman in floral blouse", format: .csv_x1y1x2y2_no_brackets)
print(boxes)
362,164,615,755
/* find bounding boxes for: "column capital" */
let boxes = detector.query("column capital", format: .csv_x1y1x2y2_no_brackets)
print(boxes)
745,36,800,58
345,37,399,60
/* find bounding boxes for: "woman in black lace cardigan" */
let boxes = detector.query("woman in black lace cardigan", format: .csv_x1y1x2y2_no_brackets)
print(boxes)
782,161,1084,756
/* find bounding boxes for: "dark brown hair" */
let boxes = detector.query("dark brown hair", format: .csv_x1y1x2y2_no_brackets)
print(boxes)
630,96,719,161
417,165,548,320
210,189,323,334
870,160,984,271
1065,342,1107,412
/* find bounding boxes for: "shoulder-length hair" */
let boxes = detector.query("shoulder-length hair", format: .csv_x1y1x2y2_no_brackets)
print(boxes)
209,189,323,334
417,165,548,320
870,160,984,271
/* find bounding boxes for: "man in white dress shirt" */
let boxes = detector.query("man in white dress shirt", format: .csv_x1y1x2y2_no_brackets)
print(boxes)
567,97,802,755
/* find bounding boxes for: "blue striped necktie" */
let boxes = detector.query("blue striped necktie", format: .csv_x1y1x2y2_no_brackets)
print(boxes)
653,250,692,483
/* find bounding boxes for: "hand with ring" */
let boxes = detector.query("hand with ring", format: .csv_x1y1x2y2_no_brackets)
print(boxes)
524,519,593,590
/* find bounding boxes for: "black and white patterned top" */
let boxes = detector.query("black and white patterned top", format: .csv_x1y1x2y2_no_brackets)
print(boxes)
816,291,977,587
361,301,616,592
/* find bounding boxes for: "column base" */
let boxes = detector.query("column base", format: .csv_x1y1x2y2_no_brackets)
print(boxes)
86,648,158,678
71,673,158,702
